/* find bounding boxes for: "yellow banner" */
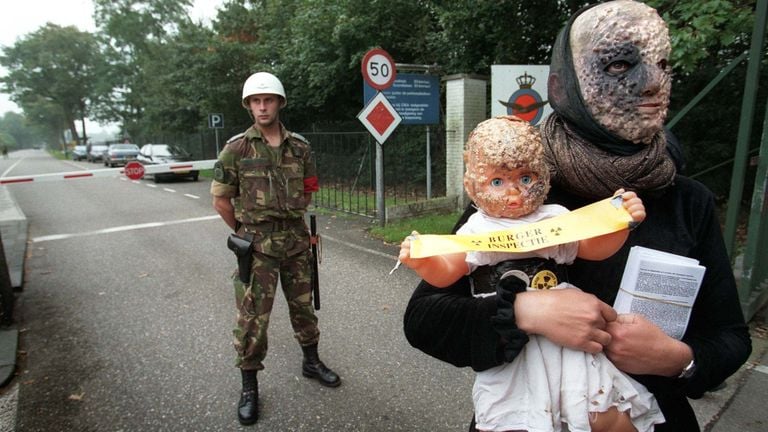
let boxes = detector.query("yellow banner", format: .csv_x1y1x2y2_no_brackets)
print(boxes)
410,196,632,258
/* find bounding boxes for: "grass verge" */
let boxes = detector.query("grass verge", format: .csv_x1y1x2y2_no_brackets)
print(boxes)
368,211,463,244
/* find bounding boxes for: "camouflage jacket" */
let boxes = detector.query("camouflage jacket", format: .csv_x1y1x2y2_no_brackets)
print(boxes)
210,123,316,225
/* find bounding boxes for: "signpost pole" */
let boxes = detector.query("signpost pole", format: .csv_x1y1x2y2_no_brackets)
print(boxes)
376,142,385,227
215,128,220,157
209,113,224,157
426,125,432,200
360,48,400,227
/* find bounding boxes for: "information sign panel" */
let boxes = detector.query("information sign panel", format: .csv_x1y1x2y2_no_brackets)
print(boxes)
363,73,439,125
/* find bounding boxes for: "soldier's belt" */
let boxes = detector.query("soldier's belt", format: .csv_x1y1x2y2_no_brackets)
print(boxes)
245,218,304,232
410,196,633,258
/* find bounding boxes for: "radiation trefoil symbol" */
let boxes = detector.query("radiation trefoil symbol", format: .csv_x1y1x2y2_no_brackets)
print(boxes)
532,270,558,290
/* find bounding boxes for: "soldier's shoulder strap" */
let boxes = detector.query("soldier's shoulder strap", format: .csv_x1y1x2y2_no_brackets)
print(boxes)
226,132,246,144
286,132,312,159
225,130,257,159
288,131,309,144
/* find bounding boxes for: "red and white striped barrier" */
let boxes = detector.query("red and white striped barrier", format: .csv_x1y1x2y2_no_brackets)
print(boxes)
0,160,217,185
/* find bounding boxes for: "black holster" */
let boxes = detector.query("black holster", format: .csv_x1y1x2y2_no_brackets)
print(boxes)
227,233,254,284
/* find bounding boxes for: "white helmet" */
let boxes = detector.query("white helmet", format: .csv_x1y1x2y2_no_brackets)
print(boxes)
241,72,286,108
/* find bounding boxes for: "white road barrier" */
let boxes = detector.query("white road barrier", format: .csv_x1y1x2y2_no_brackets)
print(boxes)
0,160,217,185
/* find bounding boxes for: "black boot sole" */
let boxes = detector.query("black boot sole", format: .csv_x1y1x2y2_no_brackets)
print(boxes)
302,369,342,387
238,415,258,426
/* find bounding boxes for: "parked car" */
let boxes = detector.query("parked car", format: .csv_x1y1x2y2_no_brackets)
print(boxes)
103,143,140,167
137,144,199,182
71,145,87,161
86,144,109,163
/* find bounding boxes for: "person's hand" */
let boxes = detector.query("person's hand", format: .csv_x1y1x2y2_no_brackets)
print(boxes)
515,287,618,354
615,188,646,224
605,313,692,376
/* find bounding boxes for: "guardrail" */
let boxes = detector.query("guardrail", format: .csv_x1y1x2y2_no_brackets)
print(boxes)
0,160,217,185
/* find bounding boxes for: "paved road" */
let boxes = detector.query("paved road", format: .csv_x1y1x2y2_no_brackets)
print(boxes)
3,150,475,431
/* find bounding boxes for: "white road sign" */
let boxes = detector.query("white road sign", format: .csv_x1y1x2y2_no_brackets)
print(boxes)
357,92,402,144
361,48,397,90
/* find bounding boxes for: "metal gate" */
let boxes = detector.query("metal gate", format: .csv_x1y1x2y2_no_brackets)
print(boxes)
305,127,444,218
669,0,768,321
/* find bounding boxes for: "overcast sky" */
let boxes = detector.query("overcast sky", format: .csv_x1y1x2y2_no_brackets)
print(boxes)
0,0,223,132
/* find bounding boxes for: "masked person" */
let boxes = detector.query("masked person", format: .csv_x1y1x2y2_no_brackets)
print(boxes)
402,2,751,431
211,71,341,426
399,116,661,432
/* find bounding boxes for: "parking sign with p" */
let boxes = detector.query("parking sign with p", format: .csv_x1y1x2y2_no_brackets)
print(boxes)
208,113,224,129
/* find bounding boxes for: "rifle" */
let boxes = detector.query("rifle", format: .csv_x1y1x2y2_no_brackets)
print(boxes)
227,232,254,284
309,214,321,310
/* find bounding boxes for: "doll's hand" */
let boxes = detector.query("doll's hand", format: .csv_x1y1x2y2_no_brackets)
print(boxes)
390,231,421,275
615,189,646,225
398,231,424,270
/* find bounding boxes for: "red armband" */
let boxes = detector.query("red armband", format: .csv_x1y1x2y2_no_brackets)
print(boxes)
303,176,319,193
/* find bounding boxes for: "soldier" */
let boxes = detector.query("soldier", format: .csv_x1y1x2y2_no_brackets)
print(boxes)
211,71,341,426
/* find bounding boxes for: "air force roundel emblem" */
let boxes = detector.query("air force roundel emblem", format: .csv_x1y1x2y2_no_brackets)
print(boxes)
499,72,549,125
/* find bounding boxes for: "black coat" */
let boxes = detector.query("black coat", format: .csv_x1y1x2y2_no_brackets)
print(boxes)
403,175,752,431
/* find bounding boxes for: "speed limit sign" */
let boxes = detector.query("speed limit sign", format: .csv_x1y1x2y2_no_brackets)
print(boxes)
361,48,397,90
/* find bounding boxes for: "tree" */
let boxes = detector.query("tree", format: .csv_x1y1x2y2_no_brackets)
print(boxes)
648,0,756,74
0,24,104,145
92,0,194,138
226,0,443,129
426,0,577,74
18,98,70,149
644,0,761,198
140,6,262,137
0,112,48,150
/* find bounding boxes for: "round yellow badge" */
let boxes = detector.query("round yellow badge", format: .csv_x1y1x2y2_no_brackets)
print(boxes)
531,270,558,290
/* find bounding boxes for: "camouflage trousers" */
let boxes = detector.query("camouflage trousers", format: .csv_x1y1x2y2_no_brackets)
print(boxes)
232,248,320,370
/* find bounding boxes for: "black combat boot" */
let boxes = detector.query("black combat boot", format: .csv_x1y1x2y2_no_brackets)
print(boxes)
301,344,341,387
237,369,258,425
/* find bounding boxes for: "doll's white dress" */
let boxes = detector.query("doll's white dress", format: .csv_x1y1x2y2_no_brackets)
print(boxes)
458,207,665,432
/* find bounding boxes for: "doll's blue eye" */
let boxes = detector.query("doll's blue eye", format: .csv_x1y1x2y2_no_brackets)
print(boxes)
520,175,533,185
491,178,503,187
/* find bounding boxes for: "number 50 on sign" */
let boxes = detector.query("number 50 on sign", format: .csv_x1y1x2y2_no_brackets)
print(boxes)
361,48,397,90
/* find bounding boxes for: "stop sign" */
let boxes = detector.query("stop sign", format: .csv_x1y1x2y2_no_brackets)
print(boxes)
124,161,145,180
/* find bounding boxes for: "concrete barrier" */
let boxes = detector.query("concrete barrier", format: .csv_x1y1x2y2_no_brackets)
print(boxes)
0,187,28,289
385,195,460,224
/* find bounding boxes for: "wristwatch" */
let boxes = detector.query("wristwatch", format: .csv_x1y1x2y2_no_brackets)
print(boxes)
678,358,697,379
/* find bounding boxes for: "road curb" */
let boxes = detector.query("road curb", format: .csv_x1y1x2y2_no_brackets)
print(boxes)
0,381,17,432
705,324,768,431
0,329,17,388
694,322,768,430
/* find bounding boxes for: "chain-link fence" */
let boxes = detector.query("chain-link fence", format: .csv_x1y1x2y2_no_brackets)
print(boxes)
131,129,235,161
